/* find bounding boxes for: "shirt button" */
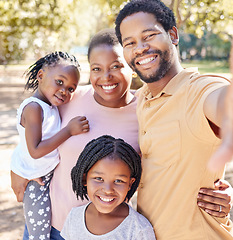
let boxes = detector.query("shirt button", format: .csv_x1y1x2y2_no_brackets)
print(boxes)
145,102,150,108
142,130,146,135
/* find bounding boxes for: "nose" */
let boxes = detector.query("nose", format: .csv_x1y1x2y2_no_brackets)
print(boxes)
133,41,149,55
60,88,67,96
102,70,112,81
102,182,114,194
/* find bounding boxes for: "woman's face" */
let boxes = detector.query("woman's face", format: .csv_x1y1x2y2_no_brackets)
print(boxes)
89,44,133,108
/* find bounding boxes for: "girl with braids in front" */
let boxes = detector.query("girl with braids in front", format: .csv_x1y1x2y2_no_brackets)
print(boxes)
61,135,156,240
11,51,89,240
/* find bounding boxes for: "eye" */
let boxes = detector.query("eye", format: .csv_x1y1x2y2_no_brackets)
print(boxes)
115,179,125,184
55,79,63,86
68,87,75,93
91,67,101,72
123,41,135,48
94,177,103,182
111,64,122,70
144,33,157,41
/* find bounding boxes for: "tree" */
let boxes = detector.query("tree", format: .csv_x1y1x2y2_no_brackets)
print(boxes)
164,0,233,39
0,0,72,63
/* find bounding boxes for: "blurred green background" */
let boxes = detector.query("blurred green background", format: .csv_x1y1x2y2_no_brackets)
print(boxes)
0,0,233,81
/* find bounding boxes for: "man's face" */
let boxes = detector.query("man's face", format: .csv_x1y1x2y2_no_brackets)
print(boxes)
120,12,176,84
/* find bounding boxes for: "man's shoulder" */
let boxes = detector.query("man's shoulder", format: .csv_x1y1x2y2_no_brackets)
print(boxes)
190,72,230,85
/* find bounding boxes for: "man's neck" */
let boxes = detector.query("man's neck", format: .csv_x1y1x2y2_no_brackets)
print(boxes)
147,63,183,97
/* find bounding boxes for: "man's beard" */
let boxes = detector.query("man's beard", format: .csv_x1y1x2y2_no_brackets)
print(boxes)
130,49,172,84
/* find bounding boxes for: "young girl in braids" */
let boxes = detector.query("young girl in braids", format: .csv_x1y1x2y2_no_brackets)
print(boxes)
11,51,89,240
61,135,156,240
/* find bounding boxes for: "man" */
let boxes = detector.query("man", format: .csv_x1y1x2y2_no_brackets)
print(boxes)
115,0,233,239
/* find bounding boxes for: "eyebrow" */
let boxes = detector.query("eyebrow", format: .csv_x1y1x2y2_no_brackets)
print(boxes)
58,74,68,80
122,27,161,44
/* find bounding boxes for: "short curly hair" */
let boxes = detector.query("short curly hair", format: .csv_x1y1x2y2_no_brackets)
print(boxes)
87,28,119,62
71,135,142,202
115,0,176,45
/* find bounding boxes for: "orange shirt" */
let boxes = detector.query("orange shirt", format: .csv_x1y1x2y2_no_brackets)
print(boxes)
137,68,233,239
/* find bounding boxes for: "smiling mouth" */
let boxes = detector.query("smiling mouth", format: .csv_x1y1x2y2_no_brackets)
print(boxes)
137,56,156,65
101,84,118,90
55,95,64,102
99,196,115,202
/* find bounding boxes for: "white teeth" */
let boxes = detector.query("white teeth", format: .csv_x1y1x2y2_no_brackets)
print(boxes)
99,196,114,202
102,84,117,90
138,57,155,65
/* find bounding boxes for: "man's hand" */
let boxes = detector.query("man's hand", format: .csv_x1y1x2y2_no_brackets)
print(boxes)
197,179,232,217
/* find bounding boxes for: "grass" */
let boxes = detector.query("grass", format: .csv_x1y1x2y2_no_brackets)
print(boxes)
181,60,230,74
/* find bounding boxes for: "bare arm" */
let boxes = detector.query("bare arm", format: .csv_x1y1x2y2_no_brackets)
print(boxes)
207,40,233,171
22,102,89,159
203,86,227,128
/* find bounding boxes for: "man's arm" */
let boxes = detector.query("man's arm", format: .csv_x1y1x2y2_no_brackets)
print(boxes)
207,40,233,171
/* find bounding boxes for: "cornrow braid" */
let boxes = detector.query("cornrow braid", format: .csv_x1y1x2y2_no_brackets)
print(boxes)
24,51,81,92
71,135,142,202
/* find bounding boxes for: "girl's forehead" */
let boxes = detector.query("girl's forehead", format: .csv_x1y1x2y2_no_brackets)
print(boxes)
89,156,131,175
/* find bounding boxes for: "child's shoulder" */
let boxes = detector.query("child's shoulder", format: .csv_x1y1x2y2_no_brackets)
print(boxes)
69,204,88,216
122,205,156,239
128,205,153,228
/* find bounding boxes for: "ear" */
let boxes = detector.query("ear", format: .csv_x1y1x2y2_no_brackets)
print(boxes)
82,173,87,186
168,26,179,46
128,177,136,190
37,69,44,82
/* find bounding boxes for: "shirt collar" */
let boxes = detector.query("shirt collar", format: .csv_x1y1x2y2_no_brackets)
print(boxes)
142,68,199,100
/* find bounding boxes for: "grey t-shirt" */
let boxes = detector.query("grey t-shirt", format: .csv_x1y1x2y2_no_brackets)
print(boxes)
61,203,156,240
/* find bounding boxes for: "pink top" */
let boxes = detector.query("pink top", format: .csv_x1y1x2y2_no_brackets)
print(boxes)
50,85,139,231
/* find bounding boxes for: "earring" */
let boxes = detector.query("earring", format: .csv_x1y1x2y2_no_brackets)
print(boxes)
132,72,137,78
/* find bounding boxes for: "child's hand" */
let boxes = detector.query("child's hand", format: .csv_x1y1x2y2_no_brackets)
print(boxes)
67,116,89,135
32,177,45,186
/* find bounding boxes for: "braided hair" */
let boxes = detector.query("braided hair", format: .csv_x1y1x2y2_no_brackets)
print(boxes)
71,135,142,202
24,51,81,91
